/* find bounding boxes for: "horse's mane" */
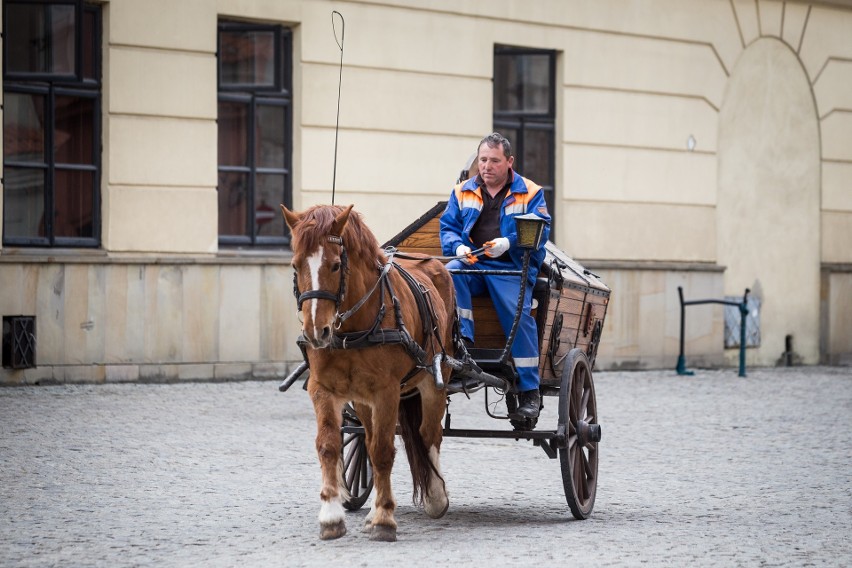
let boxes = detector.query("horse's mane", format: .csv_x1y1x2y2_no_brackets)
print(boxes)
290,205,382,263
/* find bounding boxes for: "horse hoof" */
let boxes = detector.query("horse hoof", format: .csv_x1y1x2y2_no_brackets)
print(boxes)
362,519,373,534
369,524,397,542
319,520,347,540
425,496,449,519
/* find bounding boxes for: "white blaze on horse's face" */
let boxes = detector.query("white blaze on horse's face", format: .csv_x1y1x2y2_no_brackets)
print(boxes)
298,242,340,349
307,246,324,334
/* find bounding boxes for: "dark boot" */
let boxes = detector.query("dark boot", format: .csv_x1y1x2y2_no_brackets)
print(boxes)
516,389,541,418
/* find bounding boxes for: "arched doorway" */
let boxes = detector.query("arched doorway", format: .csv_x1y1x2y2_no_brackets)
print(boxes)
717,38,821,365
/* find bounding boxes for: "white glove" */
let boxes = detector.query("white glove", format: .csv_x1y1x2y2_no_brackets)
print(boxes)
484,237,510,258
455,244,475,265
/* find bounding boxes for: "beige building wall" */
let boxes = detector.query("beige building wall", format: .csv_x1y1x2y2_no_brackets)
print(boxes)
1,0,850,383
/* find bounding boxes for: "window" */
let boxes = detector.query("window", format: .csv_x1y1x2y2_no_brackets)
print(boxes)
2,0,101,247
217,21,292,247
493,46,556,231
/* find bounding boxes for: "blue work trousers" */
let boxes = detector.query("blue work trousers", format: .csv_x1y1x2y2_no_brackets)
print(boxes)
446,258,541,392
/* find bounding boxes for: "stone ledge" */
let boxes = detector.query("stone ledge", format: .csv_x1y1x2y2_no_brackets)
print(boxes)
0,249,293,266
0,362,301,386
580,259,726,272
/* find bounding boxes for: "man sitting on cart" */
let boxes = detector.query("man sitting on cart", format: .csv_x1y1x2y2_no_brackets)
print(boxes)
440,132,551,419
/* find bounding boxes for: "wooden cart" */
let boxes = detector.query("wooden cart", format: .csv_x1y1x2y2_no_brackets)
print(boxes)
336,202,610,520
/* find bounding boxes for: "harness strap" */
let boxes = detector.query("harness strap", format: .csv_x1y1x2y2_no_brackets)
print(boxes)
335,257,393,326
393,261,434,341
297,289,339,309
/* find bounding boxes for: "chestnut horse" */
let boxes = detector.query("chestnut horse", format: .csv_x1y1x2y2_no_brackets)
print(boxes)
281,204,456,542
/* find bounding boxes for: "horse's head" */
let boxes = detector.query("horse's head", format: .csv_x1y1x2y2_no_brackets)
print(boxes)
281,204,354,348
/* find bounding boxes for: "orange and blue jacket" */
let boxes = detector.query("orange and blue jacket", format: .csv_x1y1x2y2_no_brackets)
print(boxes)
439,170,551,283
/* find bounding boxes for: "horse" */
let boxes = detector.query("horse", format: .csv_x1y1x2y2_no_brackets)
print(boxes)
280,203,456,542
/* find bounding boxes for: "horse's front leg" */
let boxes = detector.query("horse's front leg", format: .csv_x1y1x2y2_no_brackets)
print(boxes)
365,391,400,542
308,383,347,540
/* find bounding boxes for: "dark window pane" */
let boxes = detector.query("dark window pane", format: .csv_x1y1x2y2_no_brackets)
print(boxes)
220,30,275,87
218,171,248,236
5,3,75,75
50,4,75,74
3,92,46,163
2,167,45,238
494,56,518,113
522,128,552,186
218,101,248,166
55,96,94,164
255,174,285,236
6,3,49,73
54,169,94,237
494,53,551,114
82,8,96,80
255,104,285,168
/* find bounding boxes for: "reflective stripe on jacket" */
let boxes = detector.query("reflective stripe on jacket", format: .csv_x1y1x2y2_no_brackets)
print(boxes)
439,171,552,283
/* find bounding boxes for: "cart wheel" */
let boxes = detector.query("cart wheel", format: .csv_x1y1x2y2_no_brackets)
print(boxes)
341,404,373,511
558,349,600,519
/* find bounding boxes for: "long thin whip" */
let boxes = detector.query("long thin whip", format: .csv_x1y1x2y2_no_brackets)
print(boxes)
331,11,345,205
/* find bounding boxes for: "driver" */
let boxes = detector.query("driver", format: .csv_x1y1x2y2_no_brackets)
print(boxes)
440,132,551,419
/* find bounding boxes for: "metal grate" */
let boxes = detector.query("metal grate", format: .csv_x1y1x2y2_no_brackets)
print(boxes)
723,297,760,348
2,316,37,369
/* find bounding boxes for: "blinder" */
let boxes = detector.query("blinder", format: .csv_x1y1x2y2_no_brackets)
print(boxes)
293,235,349,312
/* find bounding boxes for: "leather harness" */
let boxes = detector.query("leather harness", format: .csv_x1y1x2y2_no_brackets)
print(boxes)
293,237,447,388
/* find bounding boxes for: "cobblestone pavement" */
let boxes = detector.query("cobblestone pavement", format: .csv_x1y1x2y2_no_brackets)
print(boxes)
1,366,850,567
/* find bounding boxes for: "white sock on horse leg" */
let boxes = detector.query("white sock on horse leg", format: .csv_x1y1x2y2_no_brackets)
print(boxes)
424,445,449,518
318,495,345,525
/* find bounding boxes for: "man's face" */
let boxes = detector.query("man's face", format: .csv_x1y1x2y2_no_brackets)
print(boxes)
477,143,514,189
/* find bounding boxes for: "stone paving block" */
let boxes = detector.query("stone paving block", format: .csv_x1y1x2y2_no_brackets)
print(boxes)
139,364,179,382
21,366,54,385
62,365,106,383
213,362,252,381
105,364,140,383
177,363,214,381
252,362,288,379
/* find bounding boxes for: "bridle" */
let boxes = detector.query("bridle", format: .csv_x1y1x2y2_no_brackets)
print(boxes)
293,235,349,314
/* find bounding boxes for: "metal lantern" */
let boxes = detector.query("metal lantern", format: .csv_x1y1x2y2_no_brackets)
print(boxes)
514,213,547,250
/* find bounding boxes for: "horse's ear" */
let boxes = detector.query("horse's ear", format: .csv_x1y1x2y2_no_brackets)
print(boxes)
332,204,355,236
280,204,301,231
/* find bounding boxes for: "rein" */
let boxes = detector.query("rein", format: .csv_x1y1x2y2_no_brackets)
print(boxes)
388,247,486,263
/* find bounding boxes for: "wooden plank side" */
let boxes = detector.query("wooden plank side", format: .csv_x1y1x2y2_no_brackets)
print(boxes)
397,233,441,250
396,216,442,253
395,246,443,257
539,294,607,384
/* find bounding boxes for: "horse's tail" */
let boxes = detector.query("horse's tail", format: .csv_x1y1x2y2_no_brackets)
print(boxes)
398,391,440,506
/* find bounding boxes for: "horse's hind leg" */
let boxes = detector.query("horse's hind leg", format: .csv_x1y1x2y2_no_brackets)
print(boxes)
418,382,449,519
309,384,348,540
364,394,400,542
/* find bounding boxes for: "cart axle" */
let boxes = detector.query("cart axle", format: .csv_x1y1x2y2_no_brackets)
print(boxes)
576,420,602,445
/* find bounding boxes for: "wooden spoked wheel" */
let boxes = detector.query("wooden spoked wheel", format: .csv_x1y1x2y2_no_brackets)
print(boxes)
558,349,600,519
341,404,373,511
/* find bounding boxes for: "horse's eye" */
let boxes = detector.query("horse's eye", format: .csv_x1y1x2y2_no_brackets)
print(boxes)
331,262,341,273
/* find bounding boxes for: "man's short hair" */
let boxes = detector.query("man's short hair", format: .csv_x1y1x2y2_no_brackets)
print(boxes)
478,132,512,159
